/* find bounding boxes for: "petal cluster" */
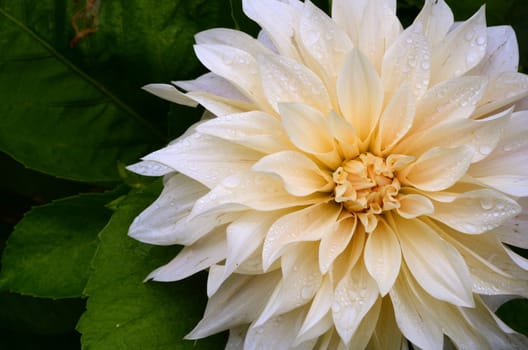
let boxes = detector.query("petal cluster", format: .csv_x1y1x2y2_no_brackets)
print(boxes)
129,0,528,349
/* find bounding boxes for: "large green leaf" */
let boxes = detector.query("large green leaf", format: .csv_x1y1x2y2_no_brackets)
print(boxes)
77,183,226,349
0,190,120,298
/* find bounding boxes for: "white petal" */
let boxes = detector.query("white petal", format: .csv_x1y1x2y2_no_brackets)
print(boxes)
474,72,528,118
174,72,249,102
476,176,528,197
373,84,416,155
196,111,291,153
187,272,281,339
410,76,488,134
364,219,402,296
331,0,367,45
256,244,322,325
394,216,474,307
347,297,382,349
412,0,454,46
381,26,431,99
430,6,487,84
193,44,268,109
399,145,474,191
225,326,248,350
495,198,528,248
190,171,328,218
242,0,300,60
298,0,352,100
469,26,519,76
224,211,283,282
126,160,173,177
143,133,262,188
142,83,198,107
357,1,402,72
332,260,379,345
147,228,226,282
258,54,331,113
337,49,383,141
318,215,356,274
431,189,521,234
253,151,332,196
389,271,444,350
186,91,255,117
296,276,333,342
195,28,272,57
397,193,434,219
262,203,340,270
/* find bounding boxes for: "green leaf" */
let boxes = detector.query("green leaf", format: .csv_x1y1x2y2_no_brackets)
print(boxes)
78,183,226,350
0,190,120,298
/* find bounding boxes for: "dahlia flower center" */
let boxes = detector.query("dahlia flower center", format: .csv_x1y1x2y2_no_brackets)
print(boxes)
332,153,400,216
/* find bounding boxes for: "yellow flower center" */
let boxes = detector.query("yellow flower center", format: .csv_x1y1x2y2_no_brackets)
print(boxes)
332,153,403,232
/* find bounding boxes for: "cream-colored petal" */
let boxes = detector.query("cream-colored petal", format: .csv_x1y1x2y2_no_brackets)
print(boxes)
190,171,329,218
410,76,488,134
252,151,333,196
475,176,528,197
347,297,382,349
242,0,300,60
194,44,268,109
373,85,415,156
332,260,379,345
144,133,262,188
337,49,383,141
430,6,487,84
331,0,367,45
246,307,315,350
381,26,430,99
258,53,331,113
186,91,255,117
411,0,453,46
399,145,474,191
474,72,528,118
368,297,402,350
397,194,434,219
389,270,444,350
142,83,198,107
318,215,356,274
186,272,280,339
364,219,401,296
494,198,528,248
328,111,360,160
224,211,283,283
146,228,226,282
174,72,249,102
394,216,474,307
296,276,333,342
298,0,352,103
127,160,173,177
196,111,291,153
358,1,402,72
431,189,521,234
195,28,272,57
256,244,322,326
468,26,519,76
279,102,341,168
262,203,340,270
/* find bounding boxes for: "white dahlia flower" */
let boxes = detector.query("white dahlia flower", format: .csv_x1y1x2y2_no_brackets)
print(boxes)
128,0,528,348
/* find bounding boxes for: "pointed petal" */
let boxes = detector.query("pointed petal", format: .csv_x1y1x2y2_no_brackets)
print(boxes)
196,111,291,153
262,203,340,270
187,272,280,338
331,0,367,45
143,133,262,188
373,85,416,155
258,54,331,113
347,297,382,349
397,193,434,219
253,151,332,196
494,198,528,248
364,220,402,296
318,215,356,274
399,145,474,191
381,26,431,99
430,6,487,84
474,72,528,118
394,216,474,306
147,228,226,282
469,26,519,76
337,49,383,141
186,90,255,117
142,83,198,107
328,111,360,160
195,28,272,57
174,72,249,102
297,276,333,341
431,189,521,234
127,160,173,177
332,260,379,345
412,0,453,46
